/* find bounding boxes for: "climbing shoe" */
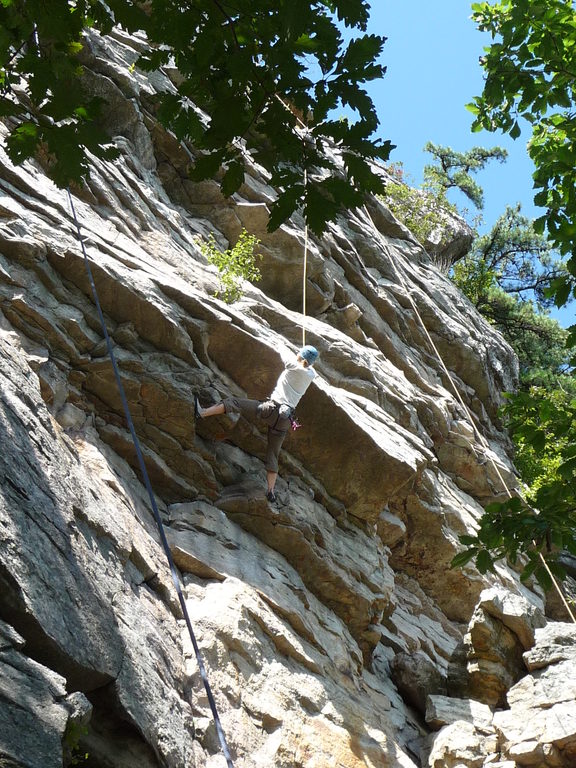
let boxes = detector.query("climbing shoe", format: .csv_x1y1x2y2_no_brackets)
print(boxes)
193,394,202,420
266,489,277,503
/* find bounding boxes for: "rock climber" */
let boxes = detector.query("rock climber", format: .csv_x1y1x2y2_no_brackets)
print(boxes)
194,345,319,503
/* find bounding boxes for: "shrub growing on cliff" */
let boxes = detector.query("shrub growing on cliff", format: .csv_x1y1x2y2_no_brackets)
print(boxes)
63,721,89,766
423,142,508,210
201,229,261,303
381,143,508,264
381,163,457,254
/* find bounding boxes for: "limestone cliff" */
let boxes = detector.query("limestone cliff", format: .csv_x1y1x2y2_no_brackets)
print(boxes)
1,28,575,768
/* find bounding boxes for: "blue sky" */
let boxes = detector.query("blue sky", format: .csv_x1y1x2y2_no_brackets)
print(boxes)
362,0,573,327
367,1,537,224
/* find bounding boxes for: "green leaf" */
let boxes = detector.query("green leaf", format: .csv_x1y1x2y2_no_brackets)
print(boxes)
189,151,225,182
533,215,546,234
221,160,245,197
520,553,540,582
451,549,478,569
548,276,572,307
5,121,39,162
558,454,576,479
534,564,553,592
476,549,495,573
533,189,548,206
267,184,305,232
304,181,341,235
335,34,385,78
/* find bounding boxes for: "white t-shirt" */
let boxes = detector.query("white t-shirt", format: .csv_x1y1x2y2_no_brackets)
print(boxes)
269,359,316,408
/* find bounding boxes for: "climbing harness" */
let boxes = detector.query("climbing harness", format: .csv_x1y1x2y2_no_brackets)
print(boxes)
362,203,576,624
67,190,235,768
290,414,302,431
278,402,301,431
268,401,300,431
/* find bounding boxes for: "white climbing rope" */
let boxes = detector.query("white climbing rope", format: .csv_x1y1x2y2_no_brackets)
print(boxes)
362,203,576,623
302,167,309,346
273,94,311,346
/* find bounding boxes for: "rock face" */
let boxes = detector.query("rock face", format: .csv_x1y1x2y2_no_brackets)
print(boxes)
425,605,576,768
0,26,574,768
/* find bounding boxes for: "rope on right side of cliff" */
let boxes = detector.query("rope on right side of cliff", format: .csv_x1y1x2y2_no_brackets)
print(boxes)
362,203,576,624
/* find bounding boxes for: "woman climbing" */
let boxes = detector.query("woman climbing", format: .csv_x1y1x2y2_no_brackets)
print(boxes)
194,345,319,502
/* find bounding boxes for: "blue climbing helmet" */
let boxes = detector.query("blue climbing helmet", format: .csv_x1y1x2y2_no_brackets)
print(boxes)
299,345,319,364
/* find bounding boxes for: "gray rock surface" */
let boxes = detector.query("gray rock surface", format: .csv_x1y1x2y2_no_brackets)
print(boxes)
390,651,446,715
479,586,547,650
0,24,573,768
425,695,493,732
491,623,576,766
0,620,69,768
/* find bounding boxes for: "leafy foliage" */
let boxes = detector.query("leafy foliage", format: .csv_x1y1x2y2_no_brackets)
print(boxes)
201,228,261,303
0,0,119,184
454,1,576,593
423,141,508,209
380,163,457,253
508,383,576,491
63,721,89,767
457,205,563,305
381,165,455,255
490,295,571,386
470,0,576,308
450,200,576,589
0,0,394,233
452,204,573,384
452,385,576,589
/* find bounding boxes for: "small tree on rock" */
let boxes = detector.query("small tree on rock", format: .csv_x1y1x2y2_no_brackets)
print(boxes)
423,142,508,210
